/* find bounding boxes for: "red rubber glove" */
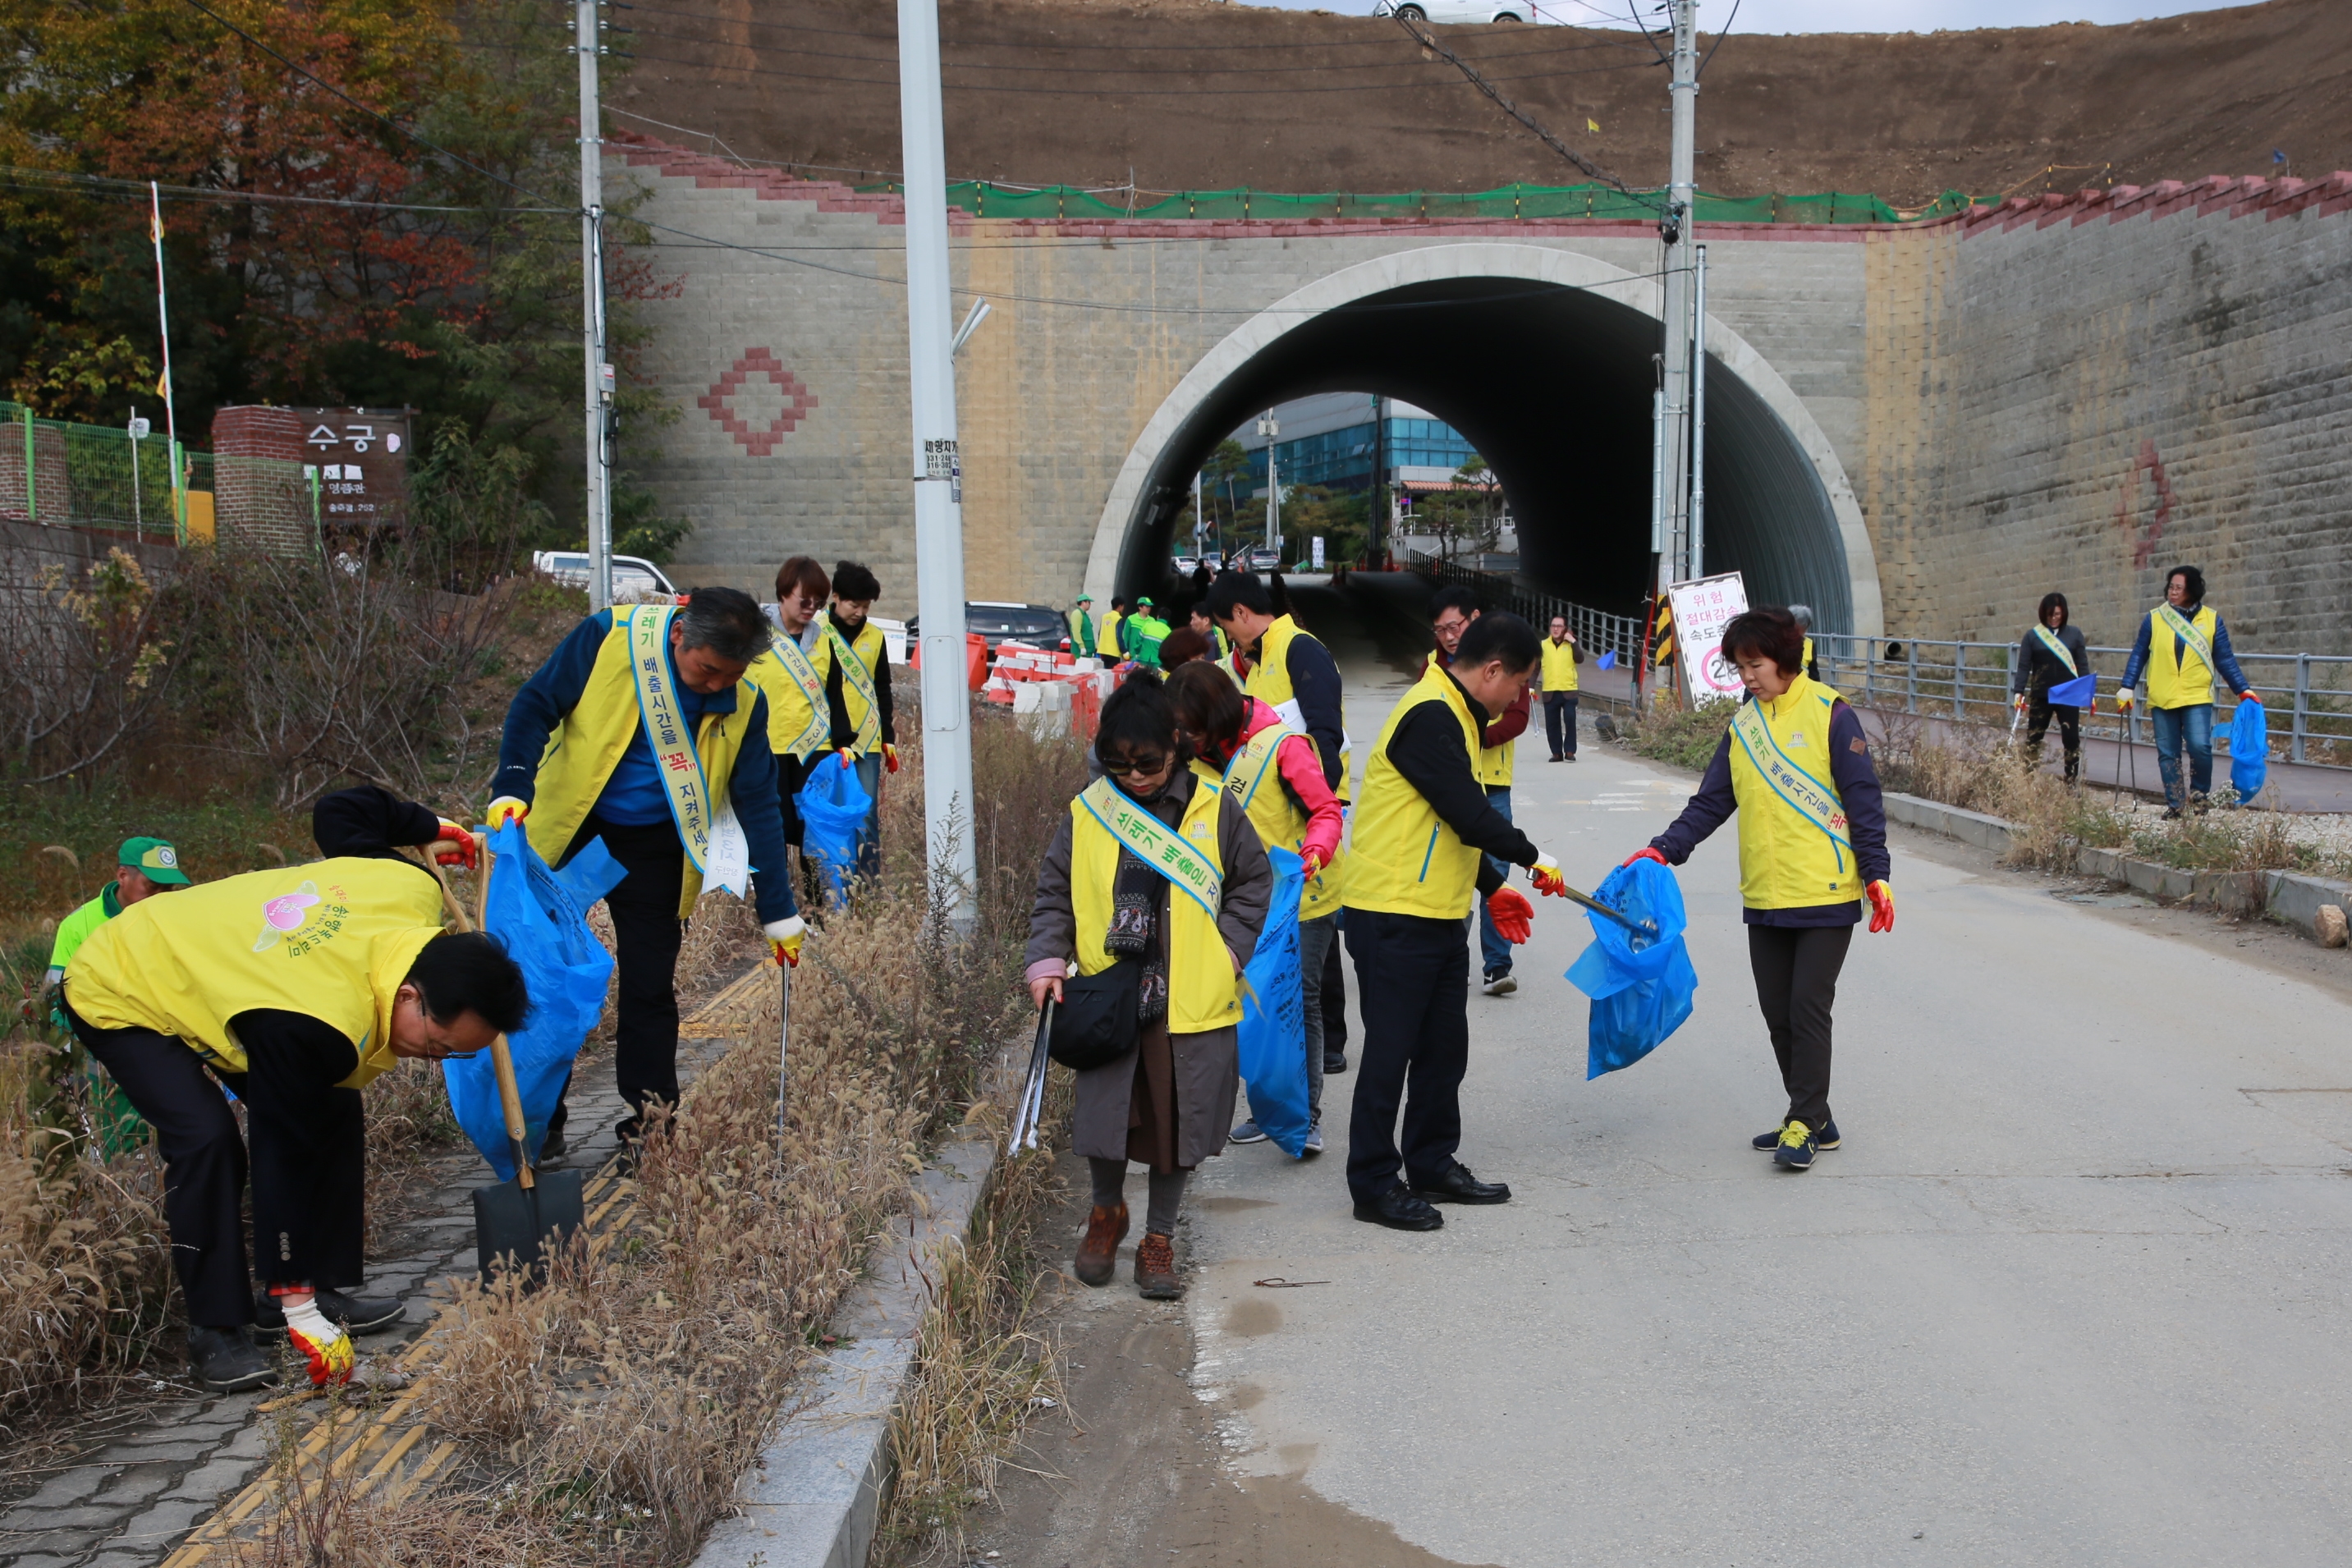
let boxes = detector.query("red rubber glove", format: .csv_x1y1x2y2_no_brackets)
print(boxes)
1487,886,1534,945
1528,850,1568,898
431,820,478,871
277,1291,355,1387
1300,845,1330,879
836,747,856,770
2240,690,2263,704
1622,846,1669,869
1866,880,1895,934
883,742,901,774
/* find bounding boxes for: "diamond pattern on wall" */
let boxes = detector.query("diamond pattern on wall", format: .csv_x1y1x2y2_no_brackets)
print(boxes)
699,348,818,457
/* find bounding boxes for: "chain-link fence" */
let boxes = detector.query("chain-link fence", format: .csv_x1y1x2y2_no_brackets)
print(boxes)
0,404,322,550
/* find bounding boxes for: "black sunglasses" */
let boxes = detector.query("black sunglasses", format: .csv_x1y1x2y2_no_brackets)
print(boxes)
1100,752,1170,777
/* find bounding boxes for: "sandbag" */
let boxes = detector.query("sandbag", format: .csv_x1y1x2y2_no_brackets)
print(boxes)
1564,859,1699,1080
796,751,872,904
446,821,624,1180
2230,699,2269,804
1236,846,1309,1158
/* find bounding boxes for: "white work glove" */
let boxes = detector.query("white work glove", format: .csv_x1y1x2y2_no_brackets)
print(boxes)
282,1293,355,1387
2114,689,2136,712
764,915,806,968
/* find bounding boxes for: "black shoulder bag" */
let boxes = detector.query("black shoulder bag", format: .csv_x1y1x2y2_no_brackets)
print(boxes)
1048,959,1139,1071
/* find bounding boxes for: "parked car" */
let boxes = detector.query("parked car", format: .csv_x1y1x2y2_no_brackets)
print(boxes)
906,601,1072,656
1378,0,1529,21
1247,548,1282,572
532,550,676,603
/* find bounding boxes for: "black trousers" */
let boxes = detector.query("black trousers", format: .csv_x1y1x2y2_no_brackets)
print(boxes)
1746,924,1853,1131
1344,909,1471,1203
1321,910,1350,1053
557,814,686,1134
2025,699,2083,782
70,1005,364,1325
1544,692,1579,758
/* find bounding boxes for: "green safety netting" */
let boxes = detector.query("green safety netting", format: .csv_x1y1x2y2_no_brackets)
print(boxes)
857,180,1993,225
2,400,189,539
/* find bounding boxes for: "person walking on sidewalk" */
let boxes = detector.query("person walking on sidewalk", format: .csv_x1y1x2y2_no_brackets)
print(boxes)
2010,592,2093,784
815,562,898,881
1026,672,1273,1300
491,589,806,1162
1539,615,1583,762
1345,612,1570,1232
1428,586,1531,997
2116,564,2262,817
1627,607,1893,1173
62,787,525,1391
754,556,834,905
1166,661,1346,1157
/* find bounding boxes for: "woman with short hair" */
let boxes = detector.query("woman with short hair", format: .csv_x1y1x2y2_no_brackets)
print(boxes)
2010,592,2093,782
1025,672,1274,1299
1625,607,1894,1171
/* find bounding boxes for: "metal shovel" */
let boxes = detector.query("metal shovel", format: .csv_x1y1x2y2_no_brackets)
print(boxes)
429,846,584,1282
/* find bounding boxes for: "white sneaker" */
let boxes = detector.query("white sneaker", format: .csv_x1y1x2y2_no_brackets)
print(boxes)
1229,1119,1269,1144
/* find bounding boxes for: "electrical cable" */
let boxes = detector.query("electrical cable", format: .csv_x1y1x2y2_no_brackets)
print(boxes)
0,163,571,218
1697,0,1741,76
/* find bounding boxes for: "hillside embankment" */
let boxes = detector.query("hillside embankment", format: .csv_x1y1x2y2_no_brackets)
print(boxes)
612,0,2352,204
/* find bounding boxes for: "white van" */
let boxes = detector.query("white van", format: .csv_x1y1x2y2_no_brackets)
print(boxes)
532,551,676,603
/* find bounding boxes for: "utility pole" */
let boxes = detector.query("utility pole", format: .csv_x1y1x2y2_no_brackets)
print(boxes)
576,0,613,611
898,0,979,934
1689,242,1708,581
1368,392,1386,568
1652,0,1699,598
1258,410,1280,558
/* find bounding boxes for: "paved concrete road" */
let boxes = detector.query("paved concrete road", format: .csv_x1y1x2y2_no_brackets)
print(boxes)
1182,673,2352,1567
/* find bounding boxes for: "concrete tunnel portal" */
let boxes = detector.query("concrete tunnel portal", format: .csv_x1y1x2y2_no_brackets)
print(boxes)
1089,244,1878,635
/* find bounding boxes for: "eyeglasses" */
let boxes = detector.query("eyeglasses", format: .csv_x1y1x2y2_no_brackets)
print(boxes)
1100,753,1170,777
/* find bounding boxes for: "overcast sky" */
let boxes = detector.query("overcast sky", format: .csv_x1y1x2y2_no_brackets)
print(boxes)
1242,0,2249,32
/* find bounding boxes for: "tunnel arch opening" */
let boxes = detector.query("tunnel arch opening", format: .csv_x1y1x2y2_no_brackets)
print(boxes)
1089,243,1880,635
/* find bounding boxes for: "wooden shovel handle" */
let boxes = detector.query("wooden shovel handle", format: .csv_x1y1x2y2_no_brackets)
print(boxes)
427,850,534,1189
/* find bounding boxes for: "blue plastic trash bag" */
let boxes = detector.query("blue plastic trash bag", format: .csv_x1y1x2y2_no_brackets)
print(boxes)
797,752,872,905
1598,649,1617,671
445,821,624,1180
1236,846,1310,1158
1564,859,1699,1080
2230,699,2268,804
2045,672,2096,710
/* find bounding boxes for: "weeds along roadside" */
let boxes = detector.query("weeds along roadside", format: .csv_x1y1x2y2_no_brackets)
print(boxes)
217,703,1088,1566
1615,694,2341,880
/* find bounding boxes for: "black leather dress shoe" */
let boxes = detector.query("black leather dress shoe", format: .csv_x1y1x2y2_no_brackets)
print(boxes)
1352,1187,1444,1231
1410,1162,1511,1205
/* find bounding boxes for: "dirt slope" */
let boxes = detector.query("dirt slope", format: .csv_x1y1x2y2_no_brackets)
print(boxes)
611,0,2352,205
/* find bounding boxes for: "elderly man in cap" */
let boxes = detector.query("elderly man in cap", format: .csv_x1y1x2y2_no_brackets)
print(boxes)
44,837,194,1153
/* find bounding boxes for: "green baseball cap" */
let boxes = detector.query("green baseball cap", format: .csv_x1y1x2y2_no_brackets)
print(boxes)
120,837,190,886
1135,595,1154,607
1075,592,1093,603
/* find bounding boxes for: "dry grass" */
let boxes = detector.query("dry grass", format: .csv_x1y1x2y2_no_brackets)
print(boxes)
1613,690,1735,773
0,1039,177,1442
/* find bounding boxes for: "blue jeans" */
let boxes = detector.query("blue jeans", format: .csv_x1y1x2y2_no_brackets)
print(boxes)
1477,786,1512,976
2150,703,2213,809
853,751,884,878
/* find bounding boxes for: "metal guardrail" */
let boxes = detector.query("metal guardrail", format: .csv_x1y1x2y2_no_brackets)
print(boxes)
1409,554,2352,771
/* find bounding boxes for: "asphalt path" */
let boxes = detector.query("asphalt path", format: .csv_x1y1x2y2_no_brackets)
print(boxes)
1180,668,2352,1567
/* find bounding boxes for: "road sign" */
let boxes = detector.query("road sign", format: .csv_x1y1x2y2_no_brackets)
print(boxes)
1666,571,1749,704
296,407,412,530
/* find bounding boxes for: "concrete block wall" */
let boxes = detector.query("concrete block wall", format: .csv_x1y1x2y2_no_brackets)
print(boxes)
623,139,2352,657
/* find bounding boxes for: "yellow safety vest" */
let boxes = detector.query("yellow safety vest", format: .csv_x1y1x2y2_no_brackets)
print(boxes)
1425,649,1515,788
1803,635,1816,672
1223,722,1344,919
1726,674,1863,911
2143,604,2221,710
814,619,886,754
1246,615,1352,802
1540,637,1579,694
64,858,445,1089
1344,665,1484,921
1067,771,1240,1034
1097,611,1125,659
745,630,831,763
524,607,757,917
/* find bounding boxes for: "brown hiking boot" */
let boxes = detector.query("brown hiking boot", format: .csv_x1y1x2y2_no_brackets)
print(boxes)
1135,1231,1182,1300
1075,1203,1127,1287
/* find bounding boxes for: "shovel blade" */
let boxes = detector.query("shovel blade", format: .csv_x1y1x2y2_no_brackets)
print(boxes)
471,1168,585,1283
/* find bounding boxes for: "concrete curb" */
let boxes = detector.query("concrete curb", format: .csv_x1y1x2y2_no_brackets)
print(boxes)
1885,791,2352,943
691,1133,999,1568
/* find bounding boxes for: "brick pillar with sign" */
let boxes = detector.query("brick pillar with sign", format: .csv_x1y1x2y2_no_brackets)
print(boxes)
212,406,314,553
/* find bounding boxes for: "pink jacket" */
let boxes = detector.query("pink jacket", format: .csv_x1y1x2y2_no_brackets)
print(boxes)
1239,698,1346,868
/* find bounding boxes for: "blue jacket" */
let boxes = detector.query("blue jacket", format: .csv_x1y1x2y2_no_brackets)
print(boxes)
494,611,795,924
2119,604,2251,698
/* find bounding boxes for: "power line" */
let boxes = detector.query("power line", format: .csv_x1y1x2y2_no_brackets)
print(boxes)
0,163,571,218
1697,0,1742,76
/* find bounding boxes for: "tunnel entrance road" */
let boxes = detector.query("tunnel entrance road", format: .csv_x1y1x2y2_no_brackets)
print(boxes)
1167,672,2352,1566
1089,243,1879,632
